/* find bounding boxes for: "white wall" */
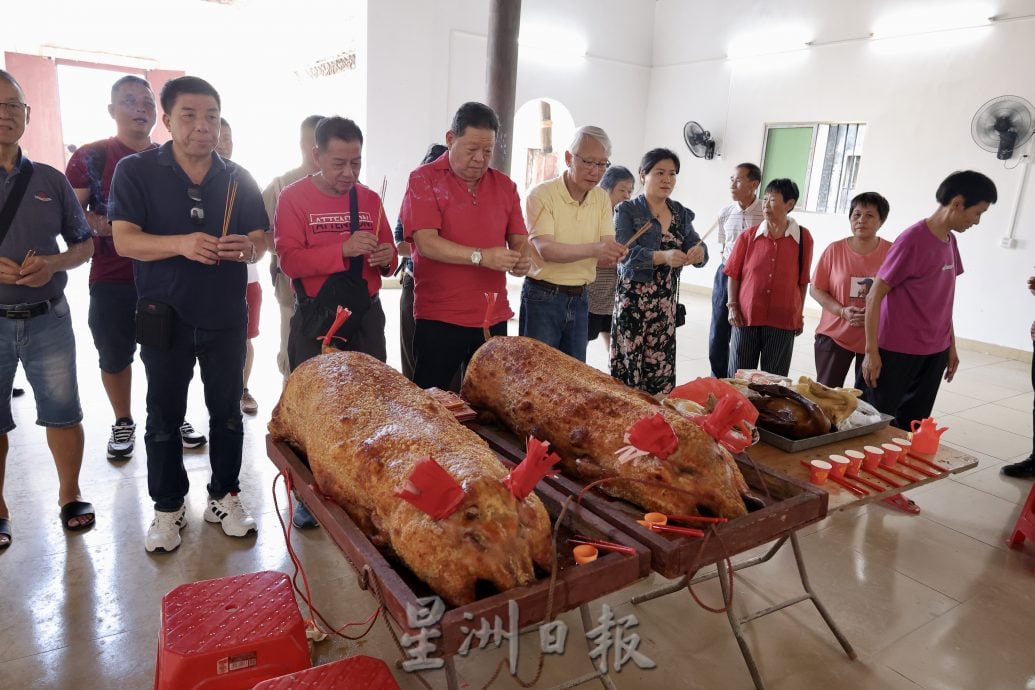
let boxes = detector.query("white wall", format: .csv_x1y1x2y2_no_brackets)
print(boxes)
646,0,1035,351
365,0,656,222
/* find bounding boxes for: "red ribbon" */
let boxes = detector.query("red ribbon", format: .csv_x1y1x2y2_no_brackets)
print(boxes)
689,394,754,454
626,413,678,460
394,456,465,520
502,436,562,501
482,292,499,341
320,305,352,348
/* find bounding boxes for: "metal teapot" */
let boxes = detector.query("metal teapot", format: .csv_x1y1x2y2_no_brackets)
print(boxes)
910,417,948,455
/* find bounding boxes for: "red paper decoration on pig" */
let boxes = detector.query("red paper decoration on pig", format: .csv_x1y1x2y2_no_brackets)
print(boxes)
626,413,678,460
395,456,465,520
502,436,561,501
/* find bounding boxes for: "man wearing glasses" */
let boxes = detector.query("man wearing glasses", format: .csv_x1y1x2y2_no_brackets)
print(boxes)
0,70,95,549
66,75,207,464
520,126,625,362
108,76,268,553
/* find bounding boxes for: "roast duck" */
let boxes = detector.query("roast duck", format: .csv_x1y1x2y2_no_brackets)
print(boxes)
461,337,750,519
747,384,834,439
269,351,554,606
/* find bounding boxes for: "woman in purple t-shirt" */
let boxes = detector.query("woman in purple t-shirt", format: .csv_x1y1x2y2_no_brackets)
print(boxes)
859,171,997,430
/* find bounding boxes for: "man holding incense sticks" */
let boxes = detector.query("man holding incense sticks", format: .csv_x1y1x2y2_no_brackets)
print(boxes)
274,116,397,368
109,76,267,553
0,69,94,549
519,125,624,362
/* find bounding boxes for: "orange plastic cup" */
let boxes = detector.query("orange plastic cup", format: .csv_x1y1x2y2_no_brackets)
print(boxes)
573,544,598,565
881,443,902,466
809,459,832,485
844,449,865,475
643,512,668,527
862,445,884,471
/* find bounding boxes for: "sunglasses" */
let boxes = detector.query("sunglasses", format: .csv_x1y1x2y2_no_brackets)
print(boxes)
187,186,204,224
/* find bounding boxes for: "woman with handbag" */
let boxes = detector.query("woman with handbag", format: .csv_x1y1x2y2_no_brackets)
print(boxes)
611,148,707,395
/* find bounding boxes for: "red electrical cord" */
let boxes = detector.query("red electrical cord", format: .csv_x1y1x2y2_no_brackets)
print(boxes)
272,471,382,640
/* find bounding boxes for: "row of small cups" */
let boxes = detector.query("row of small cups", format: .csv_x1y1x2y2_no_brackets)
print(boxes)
809,436,912,485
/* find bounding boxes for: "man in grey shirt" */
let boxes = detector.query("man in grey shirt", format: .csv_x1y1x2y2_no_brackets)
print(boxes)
709,162,763,378
0,69,94,549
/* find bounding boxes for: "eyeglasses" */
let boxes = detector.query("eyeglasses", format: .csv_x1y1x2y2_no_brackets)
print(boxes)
187,186,205,224
573,154,611,171
0,101,28,116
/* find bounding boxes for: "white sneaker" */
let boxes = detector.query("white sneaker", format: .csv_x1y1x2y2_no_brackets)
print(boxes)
205,492,257,537
145,506,187,553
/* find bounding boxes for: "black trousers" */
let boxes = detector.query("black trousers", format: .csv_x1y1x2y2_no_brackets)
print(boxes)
814,333,864,388
399,272,416,380
413,319,507,392
857,347,948,431
287,296,387,371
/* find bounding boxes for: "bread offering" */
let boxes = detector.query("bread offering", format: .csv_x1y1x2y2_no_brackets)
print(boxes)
461,336,750,520
269,351,554,606
748,384,834,439
789,377,861,426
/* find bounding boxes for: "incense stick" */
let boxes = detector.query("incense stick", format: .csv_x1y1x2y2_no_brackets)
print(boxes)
622,219,653,248
20,249,36,269
221,179,238,238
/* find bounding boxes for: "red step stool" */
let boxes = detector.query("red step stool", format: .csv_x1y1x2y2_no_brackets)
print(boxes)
1007,482,1035,572
155,570,311,689
253,655,400,689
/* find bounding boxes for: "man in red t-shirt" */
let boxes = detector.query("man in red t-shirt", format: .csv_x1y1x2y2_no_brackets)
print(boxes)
400,102,531,391
66,76,206,461
274,116,397,368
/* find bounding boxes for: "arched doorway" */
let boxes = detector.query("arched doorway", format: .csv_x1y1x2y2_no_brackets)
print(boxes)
509,97,575,197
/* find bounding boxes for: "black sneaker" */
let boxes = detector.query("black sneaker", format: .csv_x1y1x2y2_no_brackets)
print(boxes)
180,421,207,449
107,417,135,460
1001,456,1035,479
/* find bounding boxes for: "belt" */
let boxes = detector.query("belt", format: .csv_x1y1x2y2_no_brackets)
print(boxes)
0,296,60,320
527,277,586,296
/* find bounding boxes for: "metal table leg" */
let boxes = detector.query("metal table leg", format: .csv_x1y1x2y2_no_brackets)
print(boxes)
630,532,855,689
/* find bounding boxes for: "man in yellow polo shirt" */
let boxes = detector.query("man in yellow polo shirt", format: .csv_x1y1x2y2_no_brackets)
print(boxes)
520,126,626,361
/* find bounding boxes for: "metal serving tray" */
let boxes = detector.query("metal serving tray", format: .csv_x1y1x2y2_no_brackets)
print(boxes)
756,413,894,453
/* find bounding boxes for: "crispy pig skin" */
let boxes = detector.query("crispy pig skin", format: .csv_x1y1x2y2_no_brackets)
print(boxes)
461,337,749,519
269,351,554,606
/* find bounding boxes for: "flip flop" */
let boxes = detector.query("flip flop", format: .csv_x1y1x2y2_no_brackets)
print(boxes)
882,493,921,515
0,517,10,549
60,501,95,532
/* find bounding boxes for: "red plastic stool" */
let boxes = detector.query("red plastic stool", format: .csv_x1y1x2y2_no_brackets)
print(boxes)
1007,482,1035,571
253,655,400,689
154,570,310,689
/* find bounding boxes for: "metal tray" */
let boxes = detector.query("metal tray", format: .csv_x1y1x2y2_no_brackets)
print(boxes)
756,413,894,453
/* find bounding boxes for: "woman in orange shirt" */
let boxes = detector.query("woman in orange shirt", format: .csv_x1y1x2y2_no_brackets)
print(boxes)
809,192,892,387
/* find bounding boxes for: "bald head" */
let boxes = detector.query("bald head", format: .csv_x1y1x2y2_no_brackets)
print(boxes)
0,70,25,100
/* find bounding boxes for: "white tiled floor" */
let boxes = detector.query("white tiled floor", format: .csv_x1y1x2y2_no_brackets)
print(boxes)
1,278,1033,689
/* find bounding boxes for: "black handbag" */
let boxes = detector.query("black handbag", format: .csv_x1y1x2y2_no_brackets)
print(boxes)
294,187,371,343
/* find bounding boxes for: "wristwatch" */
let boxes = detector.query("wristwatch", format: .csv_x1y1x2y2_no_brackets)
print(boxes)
470,248,483,266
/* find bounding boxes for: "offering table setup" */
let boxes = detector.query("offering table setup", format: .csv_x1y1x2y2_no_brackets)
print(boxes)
260,337,978,690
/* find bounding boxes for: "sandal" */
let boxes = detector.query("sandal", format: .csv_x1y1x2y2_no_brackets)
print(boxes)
0,517,10,549
882,493,920,515
60,501,95,531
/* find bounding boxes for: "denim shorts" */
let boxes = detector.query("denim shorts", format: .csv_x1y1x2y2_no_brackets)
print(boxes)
0,295,83,433
88,282,137,373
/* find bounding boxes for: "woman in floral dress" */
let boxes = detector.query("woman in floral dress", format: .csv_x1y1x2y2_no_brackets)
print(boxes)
611,148,707,395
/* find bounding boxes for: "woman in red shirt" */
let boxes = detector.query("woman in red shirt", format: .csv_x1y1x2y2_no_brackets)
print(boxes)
725,178,813,377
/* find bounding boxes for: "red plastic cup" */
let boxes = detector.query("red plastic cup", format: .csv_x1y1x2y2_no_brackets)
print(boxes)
891,437,912,455
881,443,903,466
809,459,832,485
862,445,884,471
844,449,865,475
827,454,850,477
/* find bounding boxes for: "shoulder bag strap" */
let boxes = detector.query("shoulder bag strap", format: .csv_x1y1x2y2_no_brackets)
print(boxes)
0,156,34,248
348,185,362,277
